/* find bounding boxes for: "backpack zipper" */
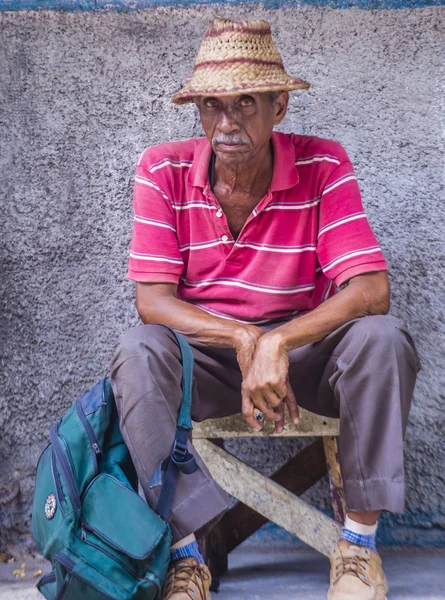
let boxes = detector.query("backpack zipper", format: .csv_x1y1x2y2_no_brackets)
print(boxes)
75,400,102,476
81,519,133,558
50,424,81,513
75,529,144,581
51,450,66,514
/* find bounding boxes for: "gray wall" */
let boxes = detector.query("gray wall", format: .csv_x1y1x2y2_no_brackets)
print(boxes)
0,6,444,551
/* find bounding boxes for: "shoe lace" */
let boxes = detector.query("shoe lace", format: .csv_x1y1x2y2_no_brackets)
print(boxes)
169,562,210,597
334,547,371,583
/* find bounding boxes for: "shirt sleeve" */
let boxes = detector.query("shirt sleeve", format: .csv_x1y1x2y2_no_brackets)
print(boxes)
127,164,184,283
316,159,388,287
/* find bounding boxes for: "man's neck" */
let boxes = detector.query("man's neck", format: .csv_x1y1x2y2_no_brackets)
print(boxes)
214,142,274,197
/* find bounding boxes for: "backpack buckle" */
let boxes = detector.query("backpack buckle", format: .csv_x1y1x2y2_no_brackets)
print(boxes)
172,439,188,462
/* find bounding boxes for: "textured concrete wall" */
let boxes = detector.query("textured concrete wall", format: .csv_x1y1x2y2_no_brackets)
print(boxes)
0,6,444,551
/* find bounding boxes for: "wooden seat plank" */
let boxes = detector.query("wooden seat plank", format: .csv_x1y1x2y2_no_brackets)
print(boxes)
193,409,339,439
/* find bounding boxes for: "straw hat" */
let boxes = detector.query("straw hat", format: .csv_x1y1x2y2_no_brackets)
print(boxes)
171,18,311,105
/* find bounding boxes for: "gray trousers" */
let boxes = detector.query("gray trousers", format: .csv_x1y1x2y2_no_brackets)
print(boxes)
110,315,420,543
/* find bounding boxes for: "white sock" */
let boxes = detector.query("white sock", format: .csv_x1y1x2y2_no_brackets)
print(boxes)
171,533,196,550
345,515,378,535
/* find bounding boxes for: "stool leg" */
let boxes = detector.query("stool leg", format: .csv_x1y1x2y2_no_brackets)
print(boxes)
323,436,347,524
199,520,227,592
198,439,228,592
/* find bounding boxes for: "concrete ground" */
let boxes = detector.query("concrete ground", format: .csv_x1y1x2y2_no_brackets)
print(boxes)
1,545,444,599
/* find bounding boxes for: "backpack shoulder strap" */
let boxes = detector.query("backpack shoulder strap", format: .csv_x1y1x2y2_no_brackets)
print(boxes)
173,329,194,431
155,326,198,522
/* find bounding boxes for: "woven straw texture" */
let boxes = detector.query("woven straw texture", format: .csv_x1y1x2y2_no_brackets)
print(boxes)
171,19,311,104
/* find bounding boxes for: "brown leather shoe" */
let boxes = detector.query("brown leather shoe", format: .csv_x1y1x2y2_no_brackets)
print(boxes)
162,557,212,600
328,539,388,600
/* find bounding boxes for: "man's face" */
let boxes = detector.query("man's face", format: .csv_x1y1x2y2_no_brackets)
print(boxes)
194,92,288,164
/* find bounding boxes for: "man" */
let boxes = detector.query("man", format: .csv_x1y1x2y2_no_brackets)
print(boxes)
111,18,419,600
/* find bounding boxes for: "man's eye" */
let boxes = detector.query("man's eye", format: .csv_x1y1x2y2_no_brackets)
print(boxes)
240,97,254,107
205,99,218,108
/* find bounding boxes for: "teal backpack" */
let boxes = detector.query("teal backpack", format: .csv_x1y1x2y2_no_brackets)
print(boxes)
32,328,197,600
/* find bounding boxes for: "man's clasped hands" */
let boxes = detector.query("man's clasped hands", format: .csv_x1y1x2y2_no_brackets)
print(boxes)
234,324,300,433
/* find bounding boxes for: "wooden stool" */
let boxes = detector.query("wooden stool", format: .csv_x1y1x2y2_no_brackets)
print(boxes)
193,410,346,590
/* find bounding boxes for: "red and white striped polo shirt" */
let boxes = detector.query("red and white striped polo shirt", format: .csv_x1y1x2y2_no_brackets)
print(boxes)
128,132,387,324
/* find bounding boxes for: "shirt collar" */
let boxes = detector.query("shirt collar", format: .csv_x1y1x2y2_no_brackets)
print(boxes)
188,138,213,189
270,131,299,191
188,131,299,191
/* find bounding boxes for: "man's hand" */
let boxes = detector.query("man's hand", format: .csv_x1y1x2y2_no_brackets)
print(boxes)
274,382,299,434
240,332,299,432
233,325,264,379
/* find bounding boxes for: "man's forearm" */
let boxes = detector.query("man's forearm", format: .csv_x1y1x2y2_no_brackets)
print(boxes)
136,282,260,350
261,271,390,353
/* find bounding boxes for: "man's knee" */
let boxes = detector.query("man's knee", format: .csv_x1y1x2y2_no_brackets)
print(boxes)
350,314,394,342
113,323,180,365
348,315,419,369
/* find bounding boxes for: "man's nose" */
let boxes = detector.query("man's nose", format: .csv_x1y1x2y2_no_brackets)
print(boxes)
217,110,241,134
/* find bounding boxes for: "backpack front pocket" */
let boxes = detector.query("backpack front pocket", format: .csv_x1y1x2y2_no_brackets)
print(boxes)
80,474,169,560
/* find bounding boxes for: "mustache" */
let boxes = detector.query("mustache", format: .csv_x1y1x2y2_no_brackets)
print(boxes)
213,134,248,146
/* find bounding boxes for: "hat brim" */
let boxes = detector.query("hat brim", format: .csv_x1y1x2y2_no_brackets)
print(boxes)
171,79,311,105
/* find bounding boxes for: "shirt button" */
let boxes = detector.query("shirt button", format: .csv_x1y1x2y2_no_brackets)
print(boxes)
222,235,229,242
216,210,223,218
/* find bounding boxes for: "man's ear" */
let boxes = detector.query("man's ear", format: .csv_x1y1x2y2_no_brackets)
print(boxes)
274,92,289,125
